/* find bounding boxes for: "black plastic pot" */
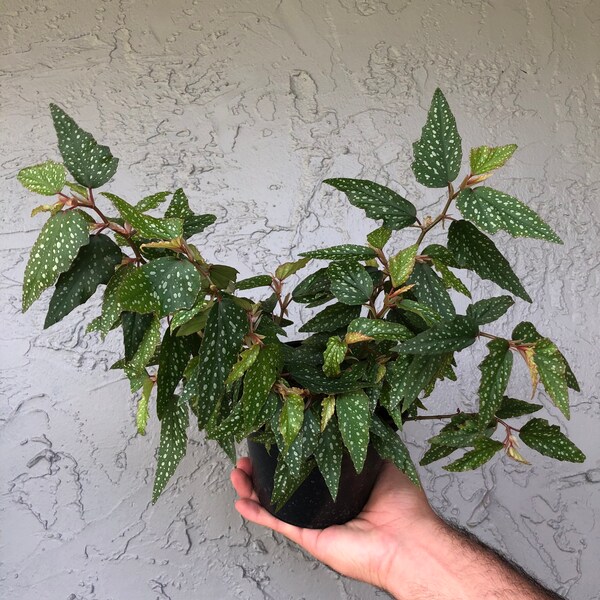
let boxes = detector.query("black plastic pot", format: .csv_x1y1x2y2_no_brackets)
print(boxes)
247,438,384,529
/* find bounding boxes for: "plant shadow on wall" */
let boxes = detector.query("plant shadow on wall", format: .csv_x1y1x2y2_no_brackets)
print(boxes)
18,89,585,529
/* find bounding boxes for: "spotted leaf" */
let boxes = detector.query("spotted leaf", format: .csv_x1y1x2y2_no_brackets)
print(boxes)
370,415,419,485
156,329,193,420
300,244,377,261
519,418,584,463
50,104,119,189
443,438,503,472
170,297,207,333
152,399,189,502
393,354,445,411
279,393,305,448
103,192,183,240
407,263,456,320
44,234,122,328
470,144,517,176
22,210,91,311
136,376,154,435
420,444,457,466
117,257,202,316
94,264,136,337
466,295,514,326
135,191,172,212
347,317,412,342
271,456,315,511
396,316,479,355
226,345,261,386
448,220,531,302
195,297,248,428
320,395,336,432
18,160,66,196
411,88,462,188
315,416,344,500
533,338,570,418
328,260,373,305
122,314,161,376
298,302,361,333
324,178,417,230
456,187,561,243
396,299,442,326
275,257,311,281
336,389,370,473
367,226,392,249
322,336,347,377
242,344,281,429
477,339,513,427
236,275,273,291
495,396,542,419
389,244,418,288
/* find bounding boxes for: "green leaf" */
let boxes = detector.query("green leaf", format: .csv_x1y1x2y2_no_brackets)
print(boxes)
443,438,503,472
389,244,418,288
122,312,155,361
136,376,154,435
324,178,417,230
18,160,66,196
275,257,310,280
122,314,161,376
519,418,585,463
512,321,579,392
347,317,412,342
396,299,442,325
44,234,122,328
279,393,305,448
328,261,373,305
226,345,261,386
94,264,135,337
170,297,207,332
315,416,344,500
22,210,91,311
367,226,392,249
321,395,336,432
466,295,514,326
209,265,239,289
117,257,202,316
456,187,561,243
533,338,570,418
370,415,419,485
195,297,248,428
389,354,445,411
103,192,183,240
323,336,347,377
478,339,513,427
156,330,192,420
298,302,361,333
291,268,332,306
396,316,479,355
470,144,517,176
300,244,377,261
242,344,281,428
495,396,542,419
448,220,531,302
152,399,189,502
431,259,471,298
50,104,119,189
164,188,216,238
407,263,456,320
287,362,367,394
135,191,171,212
336,390,370,473
236,275,273,290
411,88,462,188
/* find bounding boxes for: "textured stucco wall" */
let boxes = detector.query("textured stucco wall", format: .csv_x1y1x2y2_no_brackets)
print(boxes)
1,1,599,599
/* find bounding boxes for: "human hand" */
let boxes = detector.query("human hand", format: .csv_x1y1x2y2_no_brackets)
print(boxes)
230,456,440,595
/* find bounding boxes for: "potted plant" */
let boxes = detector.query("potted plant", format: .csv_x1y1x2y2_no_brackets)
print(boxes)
18,89,585,530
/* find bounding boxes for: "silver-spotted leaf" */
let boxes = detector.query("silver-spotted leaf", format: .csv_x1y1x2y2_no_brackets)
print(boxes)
347,317,412,342
443,438,503,472
23,210,91,311
242,344,281,428
495,396,542,419
478,339,513,427
118,257,201,316
136,376,154,435
226,344,261,386
466,295,514,326
322,336,347,377
271,456,315,510
135,191,172,212
18,160,66,196
152,399,189,502
367,226,392,249
328,261,373,305
411,88,462,188
519,418,584,463
236,275,273,291
279,393,305,448
336,390,370,473
44,234,122,328
96,263,136,337
456,187,561,243
407,263,456,320
123,314,161,376
396,316,479,355
315,416,344,500
50,104,119,189
321,395,336,432
300,244,377,261
389,244,418,288
448,220,531,302
298,302,361,333
324,178,417,230
533,338,570,418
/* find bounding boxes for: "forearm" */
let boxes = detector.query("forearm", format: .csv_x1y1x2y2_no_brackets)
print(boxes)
384,516,564,600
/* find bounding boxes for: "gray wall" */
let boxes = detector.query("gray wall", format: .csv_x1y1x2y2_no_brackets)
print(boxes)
1,1,599,599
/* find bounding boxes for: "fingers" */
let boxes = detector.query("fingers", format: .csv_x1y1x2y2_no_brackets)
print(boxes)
230,458,258,502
